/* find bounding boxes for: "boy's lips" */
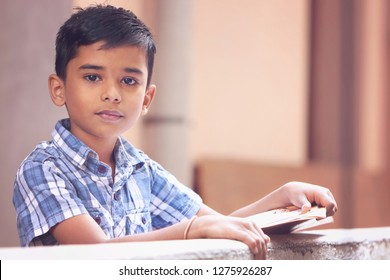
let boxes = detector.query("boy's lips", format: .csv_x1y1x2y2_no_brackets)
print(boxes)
96,110,124,121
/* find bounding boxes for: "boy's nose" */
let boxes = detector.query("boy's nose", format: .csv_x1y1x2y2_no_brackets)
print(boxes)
101,83,121,103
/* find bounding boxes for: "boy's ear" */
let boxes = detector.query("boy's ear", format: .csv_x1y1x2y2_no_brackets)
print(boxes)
142,84,156,115
48,74,66,106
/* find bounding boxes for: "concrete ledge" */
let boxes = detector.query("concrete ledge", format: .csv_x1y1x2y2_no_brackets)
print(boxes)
267,227,390,260
0,227,389,260
0,239,252,260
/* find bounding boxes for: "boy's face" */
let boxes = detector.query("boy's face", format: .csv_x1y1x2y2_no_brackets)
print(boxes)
49,41,155,146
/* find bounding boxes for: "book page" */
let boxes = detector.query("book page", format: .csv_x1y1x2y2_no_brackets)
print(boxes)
246,206,331,234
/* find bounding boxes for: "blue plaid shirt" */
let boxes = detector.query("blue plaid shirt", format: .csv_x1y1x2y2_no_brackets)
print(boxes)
13,119,202,246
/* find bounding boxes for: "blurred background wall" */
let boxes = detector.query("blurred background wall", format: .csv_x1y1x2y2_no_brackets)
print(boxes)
0,0,389,247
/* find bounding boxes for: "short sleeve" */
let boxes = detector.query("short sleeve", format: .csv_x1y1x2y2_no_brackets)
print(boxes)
146,159,202,230
13,160,88,246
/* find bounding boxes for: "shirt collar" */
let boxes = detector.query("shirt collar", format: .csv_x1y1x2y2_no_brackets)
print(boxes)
52,118,145,170
115,136,146,170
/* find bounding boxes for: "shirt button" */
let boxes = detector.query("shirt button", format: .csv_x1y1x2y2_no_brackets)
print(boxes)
113,191,120,201
97,165,106,174
141,217,147,224
94,216,101,225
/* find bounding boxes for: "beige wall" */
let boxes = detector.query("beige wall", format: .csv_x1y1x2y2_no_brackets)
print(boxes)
0,0,72,247
357,0,388,171
190,0,309,165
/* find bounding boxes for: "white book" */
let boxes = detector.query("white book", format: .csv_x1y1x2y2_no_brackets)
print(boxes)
246,206,334,234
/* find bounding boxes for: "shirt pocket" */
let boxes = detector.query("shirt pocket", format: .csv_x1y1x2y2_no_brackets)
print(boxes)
125,209,152,235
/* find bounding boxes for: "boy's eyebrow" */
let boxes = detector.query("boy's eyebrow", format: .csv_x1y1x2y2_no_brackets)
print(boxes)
79,64,104,71
123,67,144,75
79,64,144,75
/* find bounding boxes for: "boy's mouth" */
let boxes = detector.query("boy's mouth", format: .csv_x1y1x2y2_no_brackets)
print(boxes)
96,110,123,121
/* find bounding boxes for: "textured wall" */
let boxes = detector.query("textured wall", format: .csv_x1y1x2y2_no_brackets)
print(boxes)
0,0,71,247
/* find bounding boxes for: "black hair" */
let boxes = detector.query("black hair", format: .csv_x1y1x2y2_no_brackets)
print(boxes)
55,5,156,85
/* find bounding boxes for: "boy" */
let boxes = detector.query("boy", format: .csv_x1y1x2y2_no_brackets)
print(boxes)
13,5,337,259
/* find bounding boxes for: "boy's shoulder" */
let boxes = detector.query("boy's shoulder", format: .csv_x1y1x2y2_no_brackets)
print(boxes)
18,140,61,169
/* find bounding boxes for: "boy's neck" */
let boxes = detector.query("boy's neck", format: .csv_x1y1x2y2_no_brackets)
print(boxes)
75,133,117,168
90,139,116,164
67,121,118,174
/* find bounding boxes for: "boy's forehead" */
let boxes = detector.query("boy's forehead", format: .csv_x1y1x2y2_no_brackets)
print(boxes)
72,41,149,67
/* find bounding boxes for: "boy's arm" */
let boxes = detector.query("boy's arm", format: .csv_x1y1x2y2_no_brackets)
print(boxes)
228,181,338,218
50,204,256,243
51,213,192,243
51,204,270,259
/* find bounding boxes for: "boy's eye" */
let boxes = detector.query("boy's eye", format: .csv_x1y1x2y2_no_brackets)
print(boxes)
122,77,136,85
84,74,101,82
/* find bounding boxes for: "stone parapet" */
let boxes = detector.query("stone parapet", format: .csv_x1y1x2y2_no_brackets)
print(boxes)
0,227,389,260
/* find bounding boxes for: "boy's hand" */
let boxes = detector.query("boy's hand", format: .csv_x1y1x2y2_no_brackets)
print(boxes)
279,181,338,216
186,215,270,259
